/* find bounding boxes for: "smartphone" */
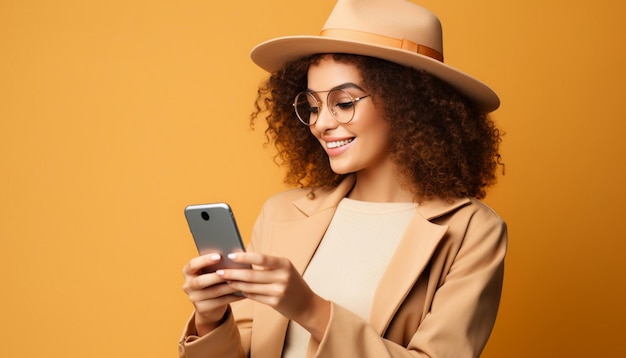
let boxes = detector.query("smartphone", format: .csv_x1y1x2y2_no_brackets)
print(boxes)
184,202,251,273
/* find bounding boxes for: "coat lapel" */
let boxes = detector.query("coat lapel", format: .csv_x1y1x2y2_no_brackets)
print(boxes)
369,197,470,334
368,213,447,334
251,213,337,358
269,210,335,273
276,176,357,273
251,177,356,357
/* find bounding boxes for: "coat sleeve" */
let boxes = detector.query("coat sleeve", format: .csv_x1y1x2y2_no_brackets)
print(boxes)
308,212,507,358
177,306,247,358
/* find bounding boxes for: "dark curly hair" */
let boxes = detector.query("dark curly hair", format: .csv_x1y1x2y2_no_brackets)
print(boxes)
250,53,503,200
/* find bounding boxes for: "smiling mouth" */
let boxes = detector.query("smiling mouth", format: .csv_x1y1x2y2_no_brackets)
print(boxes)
326,138,354,149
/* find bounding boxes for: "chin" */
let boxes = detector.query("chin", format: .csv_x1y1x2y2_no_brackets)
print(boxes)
329,161,358,175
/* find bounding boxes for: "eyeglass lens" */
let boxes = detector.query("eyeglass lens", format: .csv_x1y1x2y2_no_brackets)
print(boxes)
294,89,357,125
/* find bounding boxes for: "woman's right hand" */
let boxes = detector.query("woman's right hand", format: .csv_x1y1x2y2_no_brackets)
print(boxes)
182,253,245,336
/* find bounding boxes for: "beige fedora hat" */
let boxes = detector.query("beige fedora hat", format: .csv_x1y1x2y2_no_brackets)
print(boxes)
251,0,500,112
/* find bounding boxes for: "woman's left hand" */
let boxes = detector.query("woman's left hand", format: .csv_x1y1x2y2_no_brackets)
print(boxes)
217,252,330,341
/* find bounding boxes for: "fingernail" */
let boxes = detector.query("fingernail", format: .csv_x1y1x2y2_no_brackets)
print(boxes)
227,253,237,259
216,270,224,276
210,254,221,261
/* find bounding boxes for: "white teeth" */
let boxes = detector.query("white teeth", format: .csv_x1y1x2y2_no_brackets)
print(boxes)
327,138,353,149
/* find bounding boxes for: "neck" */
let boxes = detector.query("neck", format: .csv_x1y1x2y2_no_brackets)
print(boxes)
347,169,414,203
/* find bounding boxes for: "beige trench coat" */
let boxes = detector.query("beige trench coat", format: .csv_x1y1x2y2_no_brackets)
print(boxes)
179,175,507,357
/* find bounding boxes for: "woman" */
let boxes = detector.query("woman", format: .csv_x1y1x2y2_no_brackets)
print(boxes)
179,0,506,357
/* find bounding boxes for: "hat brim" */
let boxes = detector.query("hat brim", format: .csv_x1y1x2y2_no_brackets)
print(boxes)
251,36,500,112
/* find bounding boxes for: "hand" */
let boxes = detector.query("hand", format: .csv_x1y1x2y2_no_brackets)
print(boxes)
182,253,245,336
217,252,331,341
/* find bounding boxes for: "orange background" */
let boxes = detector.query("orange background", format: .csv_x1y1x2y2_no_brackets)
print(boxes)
1,0,624,356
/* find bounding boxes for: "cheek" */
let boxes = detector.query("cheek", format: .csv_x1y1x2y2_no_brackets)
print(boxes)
369,116,391,142
309,125,321,139
374,123,393,154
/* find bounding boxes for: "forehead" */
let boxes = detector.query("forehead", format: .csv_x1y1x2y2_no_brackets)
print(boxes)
306,57,363,92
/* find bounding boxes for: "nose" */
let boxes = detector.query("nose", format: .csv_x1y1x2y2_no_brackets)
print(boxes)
312,102,339,134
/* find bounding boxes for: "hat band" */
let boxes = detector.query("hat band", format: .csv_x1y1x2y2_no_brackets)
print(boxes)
320,29,444,62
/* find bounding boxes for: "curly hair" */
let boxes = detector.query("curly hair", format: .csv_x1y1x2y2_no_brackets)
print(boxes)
250,53,503,200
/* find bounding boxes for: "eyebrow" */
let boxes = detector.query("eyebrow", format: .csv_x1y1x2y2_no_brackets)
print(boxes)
306,82,366,93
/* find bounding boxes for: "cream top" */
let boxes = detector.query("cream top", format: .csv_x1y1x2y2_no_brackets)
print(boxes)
282,198,417,357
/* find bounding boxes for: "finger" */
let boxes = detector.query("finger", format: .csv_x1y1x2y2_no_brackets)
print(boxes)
216,265,291,289
225,280,286,298
194,294,245,314
216,267,275,285
183,253,222,276
187,281,242,302
227,252,288,269
183,272,226,293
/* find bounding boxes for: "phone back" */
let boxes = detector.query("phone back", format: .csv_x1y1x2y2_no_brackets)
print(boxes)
184,202,249,272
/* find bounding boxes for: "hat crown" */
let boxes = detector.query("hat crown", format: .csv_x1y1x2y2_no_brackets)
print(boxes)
250,0,500,112
322,0,443,55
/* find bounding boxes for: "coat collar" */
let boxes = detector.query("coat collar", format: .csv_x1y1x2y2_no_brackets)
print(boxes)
293,174,470,221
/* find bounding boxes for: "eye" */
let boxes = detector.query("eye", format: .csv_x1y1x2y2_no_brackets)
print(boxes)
329,89,356,111
335,101,355,110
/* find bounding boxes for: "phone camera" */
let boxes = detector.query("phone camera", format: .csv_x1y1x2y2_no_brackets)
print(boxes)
201,211,210,221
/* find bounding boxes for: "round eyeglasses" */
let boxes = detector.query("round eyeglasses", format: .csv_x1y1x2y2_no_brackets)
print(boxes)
293,89,371,126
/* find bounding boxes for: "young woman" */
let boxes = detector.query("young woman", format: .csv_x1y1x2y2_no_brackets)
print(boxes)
179,1,506,357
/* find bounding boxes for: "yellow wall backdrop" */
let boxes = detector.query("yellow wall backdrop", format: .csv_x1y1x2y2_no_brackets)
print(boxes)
1,0,624,356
